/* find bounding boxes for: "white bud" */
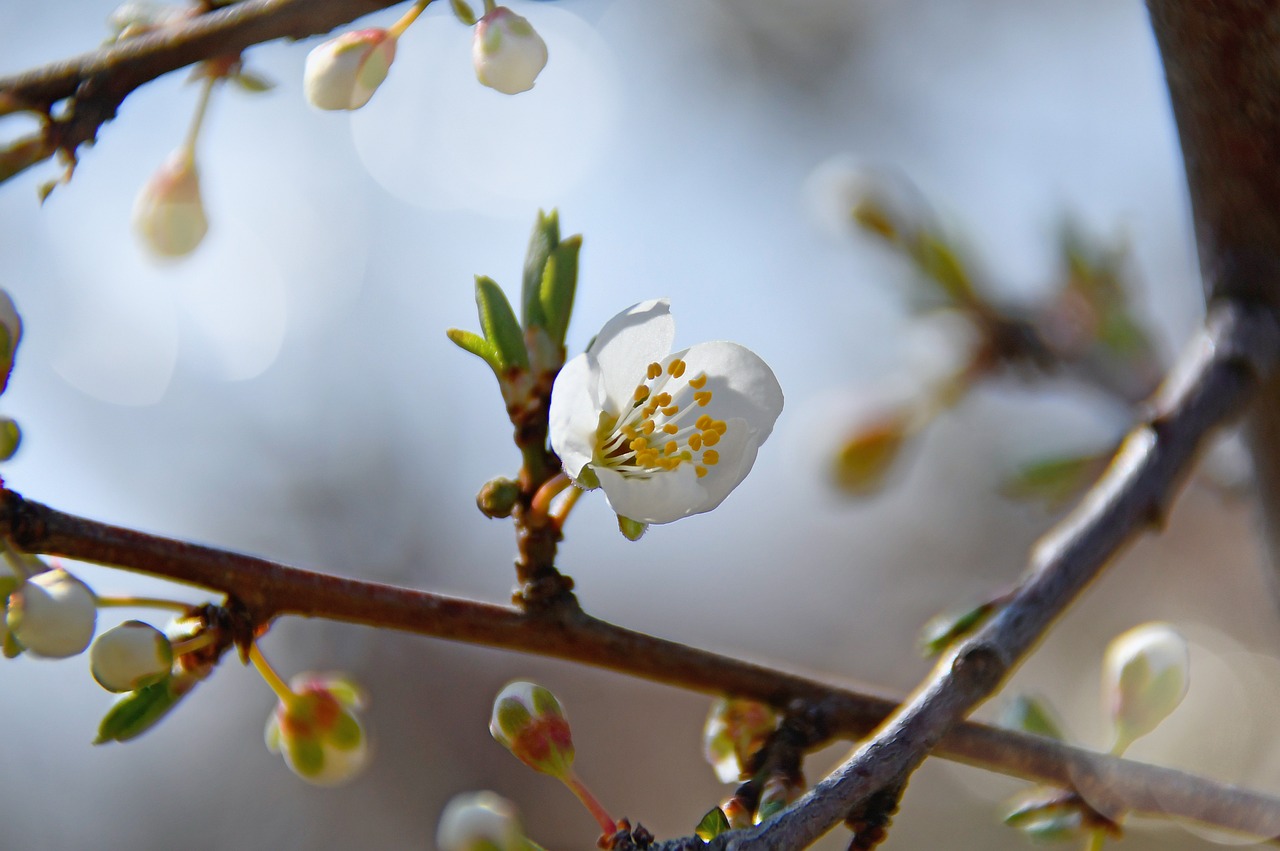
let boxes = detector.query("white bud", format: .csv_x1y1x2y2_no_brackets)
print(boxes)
91,620,174,692
437,791,525,851
303,28,397,111
472,7,548,95
7,568,97,658
0,289,22,392
1103,622,1189,753
133,150,208,258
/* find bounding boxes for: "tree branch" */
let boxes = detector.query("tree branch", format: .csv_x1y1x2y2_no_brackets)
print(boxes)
1146,0,1280,609
685,300,1280,849
4,304,1280,845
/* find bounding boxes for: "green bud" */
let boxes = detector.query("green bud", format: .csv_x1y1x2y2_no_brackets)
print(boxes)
477,477,521,518
475,276,529,371
489,681,574,779
1104,622,1189,754
1000,694,1067,742
91,620,174,693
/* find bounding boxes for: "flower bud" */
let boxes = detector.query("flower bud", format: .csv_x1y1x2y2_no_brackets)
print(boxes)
265,674,369,785
1103,622,1189,753
133,150,208,258
489,681,574,778
91,620,174,693
476,477,520,519
0,289,22,394
756,774,800,822
702,698,779,784
304,29,397,111
472,7,548,95
6,567,97,658
831,408,913,497
437,791,526,851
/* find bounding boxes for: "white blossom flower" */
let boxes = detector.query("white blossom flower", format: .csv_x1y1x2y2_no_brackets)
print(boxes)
90,620,174,693
549,299,783,525
437,791,526,851
133,149,208,258
6,567,97,658
1103,622,1189,753
472,6,548,95
303,28,397,111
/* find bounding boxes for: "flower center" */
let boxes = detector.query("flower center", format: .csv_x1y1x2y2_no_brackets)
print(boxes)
595,358,729,480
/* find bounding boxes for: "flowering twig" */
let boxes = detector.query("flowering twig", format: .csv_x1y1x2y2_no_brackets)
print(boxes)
674,301,1279,850
4,296,1280,843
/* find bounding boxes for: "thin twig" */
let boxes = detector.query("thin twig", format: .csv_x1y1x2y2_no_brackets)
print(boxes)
3,302,1280,842
682,300,1280,849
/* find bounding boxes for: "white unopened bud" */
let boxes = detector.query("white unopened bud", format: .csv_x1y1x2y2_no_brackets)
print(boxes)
7,568,97,658
472,7,548,95
437,791,525,851
0,289,22,393
303,28,397,111
133,150,208,258
1103,622,1189,753
91,620,174,692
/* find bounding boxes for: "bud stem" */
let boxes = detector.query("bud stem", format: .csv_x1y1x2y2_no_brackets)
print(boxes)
1083,828,1106,851
562,772,616,837
171,630,216,657
482,0,497,14
182,74,218,157
388,0,433,39
530,471,572,518
551,484,582,528
249,641,298,707
95,595,192,612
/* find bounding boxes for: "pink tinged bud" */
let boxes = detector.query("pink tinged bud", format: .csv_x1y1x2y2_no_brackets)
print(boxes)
265,674,369,785
472,7,548,95
133,150,208,258
702,698,779,784
489,681,574,778
304,29,397,111
437,791,526,851
6,568,97,658
1103,622,1189,753
90,620,174,693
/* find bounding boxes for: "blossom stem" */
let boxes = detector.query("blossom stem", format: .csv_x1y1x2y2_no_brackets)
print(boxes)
1083,828,1106,851
94,595,193,612
249,641,297,706
171,630,216,656
0,545,38,580
561,772,616,837
482,0,497,15
388,0,432,39
551,484,583,528
182,74,217,157
530,472,572,518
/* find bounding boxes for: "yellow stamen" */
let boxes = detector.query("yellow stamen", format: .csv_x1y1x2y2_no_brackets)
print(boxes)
703,450,720,465
642,420,656,435
702,430,720,447
661,405,680,417
633,385,650,403
690,434,703,451
694,391,712,407
663,423,679,434
689,374,707,389
696,466,708,478
668,359,686,378
647,362,663,380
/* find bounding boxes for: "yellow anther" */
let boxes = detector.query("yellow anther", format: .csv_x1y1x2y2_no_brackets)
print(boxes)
694,391,712,407
642,420,656,435
661,405,680,417
664,441,678,455
712,420,728,434
702,450,720,466
644,402,659,417
696,466,708,478
690,434,703,451
622,424,638,439
647,362,663,380
701,430,720,447
696,414,713,430
654,392,672,407
689,374,707,389
663,423,679,434
668,359,686,378
630,437,649,451
633,385,650,403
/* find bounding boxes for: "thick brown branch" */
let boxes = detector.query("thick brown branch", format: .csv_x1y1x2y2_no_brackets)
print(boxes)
695,301,1280,849
1146,0,1280,608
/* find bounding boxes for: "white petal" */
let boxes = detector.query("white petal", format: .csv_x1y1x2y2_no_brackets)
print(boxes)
548,351,603,480
589,299,675,413
595,464,703,525
676,341,784,441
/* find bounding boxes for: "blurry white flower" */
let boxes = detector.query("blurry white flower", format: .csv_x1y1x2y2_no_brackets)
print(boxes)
6,568,97,658
264,673,369,785
90,620,174,692
437,791,526,851
549,299,784,525
1104,622,1189,753
304,28,397,111
473,7,548,95
133,149,208,258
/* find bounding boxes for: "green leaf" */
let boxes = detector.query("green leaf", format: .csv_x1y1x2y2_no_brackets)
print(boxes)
918,598,998,657
1000,453,1109,510
230,70,275,93
695,806,730,841
539,235,581,347
447,328,502,374
521,209,560,331
617,515,648,542
449,0,478,25
1000,695,1067,742
0,417,21,461
95,676,189,744
474,276,529,370
911,233,976,306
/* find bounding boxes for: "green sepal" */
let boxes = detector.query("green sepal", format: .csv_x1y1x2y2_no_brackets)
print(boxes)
0,418,21,461
447,328,503,375
918,598,998,657
95,675,187,744
539,235,581,347
1000,452,1108,510
911,233,976,307
1000,695,1067,742
449,0,478,25
617,515,648,542
329,710,363,750
287,734,326,779
521,209,560,331
2,629,22,658
474,276,529,370
230,70,275,93
695,807,730,841
0,324,15,394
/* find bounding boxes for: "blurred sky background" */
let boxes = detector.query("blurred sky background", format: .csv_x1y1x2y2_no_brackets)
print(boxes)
4,0,1280,848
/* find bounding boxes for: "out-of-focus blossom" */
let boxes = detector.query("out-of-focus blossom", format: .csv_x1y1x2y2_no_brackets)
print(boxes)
473,7,548,95
265,673,369,785
304,28,398,111
133,149,208,258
